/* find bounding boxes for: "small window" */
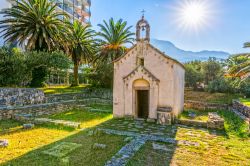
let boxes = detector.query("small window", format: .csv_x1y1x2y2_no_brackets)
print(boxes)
140,58,144,66
137,57,144,66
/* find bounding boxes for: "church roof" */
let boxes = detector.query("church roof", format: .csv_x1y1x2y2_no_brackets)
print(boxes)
113,42,185,69
123,65,160,82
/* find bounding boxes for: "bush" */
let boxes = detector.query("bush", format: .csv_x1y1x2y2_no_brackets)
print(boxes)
0,47,71,87
85,63,113,89
0,47,31,86
207,78,234,93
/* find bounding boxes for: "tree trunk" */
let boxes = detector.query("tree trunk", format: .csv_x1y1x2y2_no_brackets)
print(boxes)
72,62,79,87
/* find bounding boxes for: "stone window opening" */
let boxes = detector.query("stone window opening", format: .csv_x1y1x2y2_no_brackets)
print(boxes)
137,57,144,66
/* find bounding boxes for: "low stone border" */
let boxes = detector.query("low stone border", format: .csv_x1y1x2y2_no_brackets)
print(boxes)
176,119,207,128
176,112,224,130
232,100,250,119
184,100,228,110
230,108,250,125
34,118,81,129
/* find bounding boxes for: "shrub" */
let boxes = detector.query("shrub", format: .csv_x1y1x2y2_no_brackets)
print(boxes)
207,78,234,93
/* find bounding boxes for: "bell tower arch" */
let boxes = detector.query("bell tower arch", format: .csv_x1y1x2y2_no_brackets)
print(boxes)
136,12,150,42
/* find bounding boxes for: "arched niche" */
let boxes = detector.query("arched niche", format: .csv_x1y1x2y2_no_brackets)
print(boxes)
133,79,150,90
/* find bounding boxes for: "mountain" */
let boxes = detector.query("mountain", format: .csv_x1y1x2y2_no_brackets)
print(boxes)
151,39,230,62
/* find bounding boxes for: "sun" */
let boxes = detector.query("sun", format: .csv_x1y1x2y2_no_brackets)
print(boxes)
174,0,213,32
181,2,206,26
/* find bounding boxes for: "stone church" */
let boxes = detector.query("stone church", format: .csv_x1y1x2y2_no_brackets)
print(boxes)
113,16,185,125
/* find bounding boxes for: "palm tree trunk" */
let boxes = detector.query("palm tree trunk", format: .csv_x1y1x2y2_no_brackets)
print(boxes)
72,61,79,86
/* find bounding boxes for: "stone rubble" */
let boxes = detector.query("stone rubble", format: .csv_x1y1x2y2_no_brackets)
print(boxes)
23,123,35,129
35,118,81,129
207,112,224,130
0,139,9,148
93,143,107,149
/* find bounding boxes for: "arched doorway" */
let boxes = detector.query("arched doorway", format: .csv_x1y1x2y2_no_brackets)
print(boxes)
133,79,150,119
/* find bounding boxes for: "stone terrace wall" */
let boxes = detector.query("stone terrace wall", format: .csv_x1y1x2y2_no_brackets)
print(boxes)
46,89,112,103
0,88,45,107
232,100,250,118
184,100,228,110
0,98,112,120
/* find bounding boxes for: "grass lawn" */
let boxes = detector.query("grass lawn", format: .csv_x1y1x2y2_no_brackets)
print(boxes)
86,103,113,112
102,110,250,166
185,89,242,104
0,109,113,165
2,129,126,166
47,108,113,128
179,109,210,122
240,98,250,107
40,85,88,94
1,105,249,165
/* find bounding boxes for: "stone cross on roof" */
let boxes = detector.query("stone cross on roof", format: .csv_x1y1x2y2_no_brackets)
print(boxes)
141,9,146,18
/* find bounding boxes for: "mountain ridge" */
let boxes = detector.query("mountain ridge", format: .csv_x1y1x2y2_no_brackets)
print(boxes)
151,39,230,62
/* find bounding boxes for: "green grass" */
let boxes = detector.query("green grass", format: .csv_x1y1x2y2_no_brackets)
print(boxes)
0,120,22,133
87,103,113,112
127,141,175,166
2,129,126,166
40,85,88,94
0,110,113,164
1,105,249,165
128,109,250,166
240,98,250,107
218,110,249,138
185,89,242,104
47,108,113,129
179,109,209,122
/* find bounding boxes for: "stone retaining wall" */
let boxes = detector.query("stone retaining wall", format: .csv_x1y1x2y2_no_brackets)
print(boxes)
184,100,228,110
0,88,45,107
46,89,112,103
232,100,250,118
0,98,112,120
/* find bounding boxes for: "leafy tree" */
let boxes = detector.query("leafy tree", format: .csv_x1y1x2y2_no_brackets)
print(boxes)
97,18,134,62
85,62,113,88
0,0,67,51
184,63,203,89
26,51,71,87
64,20,96,86
207,78,233,93
201,57,222,84
0,47,29,87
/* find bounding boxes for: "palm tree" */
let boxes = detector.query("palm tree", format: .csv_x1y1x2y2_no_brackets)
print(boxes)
97,18,134,62
227,54,250,79
65,20,96,86
0,0,67,51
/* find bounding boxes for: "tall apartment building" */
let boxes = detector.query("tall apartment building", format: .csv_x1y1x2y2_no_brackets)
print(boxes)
0,0,91,45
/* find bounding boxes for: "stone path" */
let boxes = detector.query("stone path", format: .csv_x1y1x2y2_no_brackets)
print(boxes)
100,128,178,166
35,118,81,129
98,124,201,166
105,137,146,166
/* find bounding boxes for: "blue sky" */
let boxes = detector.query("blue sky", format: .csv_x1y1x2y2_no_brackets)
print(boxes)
91,0,250,54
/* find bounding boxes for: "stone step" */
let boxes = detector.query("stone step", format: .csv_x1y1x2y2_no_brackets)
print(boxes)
34,118,80,129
